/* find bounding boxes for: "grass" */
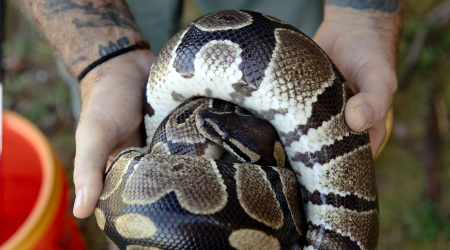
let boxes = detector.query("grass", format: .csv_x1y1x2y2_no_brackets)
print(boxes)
3,0,450,249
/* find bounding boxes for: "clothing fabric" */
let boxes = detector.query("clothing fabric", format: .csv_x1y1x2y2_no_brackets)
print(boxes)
126,0,323,54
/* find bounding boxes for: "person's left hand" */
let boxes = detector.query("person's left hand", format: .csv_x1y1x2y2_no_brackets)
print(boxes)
313,8,400,158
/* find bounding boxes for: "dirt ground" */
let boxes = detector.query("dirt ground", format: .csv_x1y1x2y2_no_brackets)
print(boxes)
3,0,450,249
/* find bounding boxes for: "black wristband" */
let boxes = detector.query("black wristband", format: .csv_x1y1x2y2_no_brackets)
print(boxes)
77,41,150,82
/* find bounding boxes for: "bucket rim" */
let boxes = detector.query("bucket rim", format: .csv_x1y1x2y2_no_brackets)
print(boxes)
0,110,61,250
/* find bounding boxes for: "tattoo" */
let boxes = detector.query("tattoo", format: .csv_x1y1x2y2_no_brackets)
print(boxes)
40,0,139,33
18,0,145,76
325,0,399,12
98,37,130,56
71,56,88,65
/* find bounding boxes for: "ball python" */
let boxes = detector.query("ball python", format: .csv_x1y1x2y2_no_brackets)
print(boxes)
95,10,379,250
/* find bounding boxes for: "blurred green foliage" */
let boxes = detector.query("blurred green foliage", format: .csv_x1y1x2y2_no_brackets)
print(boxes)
4,73,30,95
420,45,442,69
402,203,450,242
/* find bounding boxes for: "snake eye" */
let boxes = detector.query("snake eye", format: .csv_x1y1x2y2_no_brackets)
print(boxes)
221,135,228,141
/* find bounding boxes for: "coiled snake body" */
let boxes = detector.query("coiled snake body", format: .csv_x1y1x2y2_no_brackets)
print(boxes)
95,10,379,250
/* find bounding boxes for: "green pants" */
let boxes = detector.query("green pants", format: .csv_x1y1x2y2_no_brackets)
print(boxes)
126,0,323,54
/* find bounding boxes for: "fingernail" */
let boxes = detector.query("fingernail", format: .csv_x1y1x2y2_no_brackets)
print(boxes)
355,105,371,129
73,190,85,211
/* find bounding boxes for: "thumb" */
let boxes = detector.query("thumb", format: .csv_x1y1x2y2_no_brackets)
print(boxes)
345,92,383,133
72,106,118,218
344,62,396,133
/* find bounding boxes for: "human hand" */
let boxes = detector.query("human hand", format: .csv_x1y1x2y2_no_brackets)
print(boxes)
313,5,401,158
72,50,155,218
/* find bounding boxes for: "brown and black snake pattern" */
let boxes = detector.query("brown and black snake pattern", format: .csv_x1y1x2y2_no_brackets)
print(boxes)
96,10,379,250
97,98,304,249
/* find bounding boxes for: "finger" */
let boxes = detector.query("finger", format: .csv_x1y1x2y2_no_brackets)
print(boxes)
368,117,388,158
73,106,119,218
345,57,397,128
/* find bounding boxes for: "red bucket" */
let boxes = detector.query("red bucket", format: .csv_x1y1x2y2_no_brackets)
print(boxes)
0,111,86,250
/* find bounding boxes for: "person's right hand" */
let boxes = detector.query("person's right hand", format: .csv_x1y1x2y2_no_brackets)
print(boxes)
72,49,155,218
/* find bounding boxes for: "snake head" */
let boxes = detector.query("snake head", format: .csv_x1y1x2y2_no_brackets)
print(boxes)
196,108,285,168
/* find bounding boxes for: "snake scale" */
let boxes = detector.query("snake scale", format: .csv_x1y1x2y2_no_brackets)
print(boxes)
95,10,379,250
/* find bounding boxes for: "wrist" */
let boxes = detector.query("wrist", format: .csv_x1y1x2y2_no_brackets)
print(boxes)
77,41,150,81
323,4,401,29
318,4,402,62
79,49,155,99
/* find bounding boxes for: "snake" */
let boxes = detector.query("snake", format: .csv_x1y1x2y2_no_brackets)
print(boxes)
94,10,379,250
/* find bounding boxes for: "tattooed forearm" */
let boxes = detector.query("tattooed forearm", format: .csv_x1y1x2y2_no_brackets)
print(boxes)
18,0,145,78
41,1,139,32
325,0,399,13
